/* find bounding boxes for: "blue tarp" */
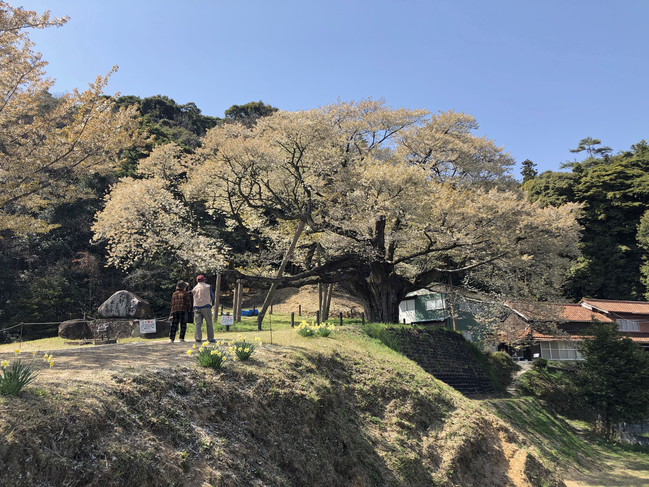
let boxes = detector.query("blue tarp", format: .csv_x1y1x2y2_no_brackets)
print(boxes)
240,309,259,316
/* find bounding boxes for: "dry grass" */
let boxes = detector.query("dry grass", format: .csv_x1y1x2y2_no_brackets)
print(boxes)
0,317,567,486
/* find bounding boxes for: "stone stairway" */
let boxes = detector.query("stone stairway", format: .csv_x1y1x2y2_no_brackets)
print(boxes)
388,327,495,395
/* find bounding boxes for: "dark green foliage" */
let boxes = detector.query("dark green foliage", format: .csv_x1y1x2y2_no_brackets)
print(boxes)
468,344,520,392
573,323,649,438
569,137,612,159
515,366,584,419
638,209,649,299
520,159,538,183
526,139,649,300
224,101,278,127
488,351,521,388
532,357,548,369
361,322,402,352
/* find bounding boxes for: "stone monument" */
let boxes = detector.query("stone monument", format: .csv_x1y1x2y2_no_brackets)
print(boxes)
98,290,150,318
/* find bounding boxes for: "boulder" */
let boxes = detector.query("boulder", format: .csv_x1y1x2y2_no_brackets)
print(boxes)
58,319,92,340
87,320,135,340
98,291,150,319
131,319,170,339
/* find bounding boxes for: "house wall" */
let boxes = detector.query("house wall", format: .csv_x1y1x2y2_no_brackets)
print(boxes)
398,293,448,325
609,312,649,334
397,292,484,342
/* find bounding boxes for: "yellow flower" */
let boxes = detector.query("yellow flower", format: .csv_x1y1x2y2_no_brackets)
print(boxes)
211,350,217,355
199,347,204,352
216,341,220,346
43,353,48,359
233,357,237,361
49,362,54,368
14,348,20,354
258,342,262,346
1,360,8,367
32,351,37,356
49,355,53,360
203,341,209,347
187,350,192,355
192,344,196,349
244,348,250,353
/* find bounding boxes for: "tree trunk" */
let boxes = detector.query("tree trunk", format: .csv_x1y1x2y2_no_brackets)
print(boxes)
342,262,410,324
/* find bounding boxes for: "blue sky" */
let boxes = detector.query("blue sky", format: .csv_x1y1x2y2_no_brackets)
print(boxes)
20,0,649,177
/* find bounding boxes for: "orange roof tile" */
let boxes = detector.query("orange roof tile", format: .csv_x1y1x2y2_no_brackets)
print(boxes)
507,302,613,323
581,299,649,315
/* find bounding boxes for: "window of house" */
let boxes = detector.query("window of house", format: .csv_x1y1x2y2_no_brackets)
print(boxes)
458,302,481,314
539,341,583,361
425,297,444,310
399,299,415,312
617,319,640,332
461,330,473,342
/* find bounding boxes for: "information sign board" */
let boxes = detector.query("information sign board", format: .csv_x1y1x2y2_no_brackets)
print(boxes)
139,319,156,334
220,315,234,326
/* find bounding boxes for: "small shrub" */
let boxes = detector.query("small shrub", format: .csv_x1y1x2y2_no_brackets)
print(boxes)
228,335,261,361
188,341,227,370
532,357,548,369
487,351,521,388
296,321,335,338
0,349,54,396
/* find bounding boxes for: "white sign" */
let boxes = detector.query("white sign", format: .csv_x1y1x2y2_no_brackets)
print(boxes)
220,315,234,326
139,319,156,334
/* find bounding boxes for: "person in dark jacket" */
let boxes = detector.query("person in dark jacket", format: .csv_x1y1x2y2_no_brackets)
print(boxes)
169,281,192,343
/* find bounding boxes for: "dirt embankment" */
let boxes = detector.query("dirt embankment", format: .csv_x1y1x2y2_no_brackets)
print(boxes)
0,333,564,486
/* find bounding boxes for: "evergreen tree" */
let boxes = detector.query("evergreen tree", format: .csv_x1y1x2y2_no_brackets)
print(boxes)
520,159,538,183
526,140,649,300
574,322,649,438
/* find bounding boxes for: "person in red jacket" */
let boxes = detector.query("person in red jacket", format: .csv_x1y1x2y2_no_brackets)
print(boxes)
169,281,192,343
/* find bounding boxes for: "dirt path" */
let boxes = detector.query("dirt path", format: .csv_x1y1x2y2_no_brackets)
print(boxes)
506,360,532,395
0,337,282,389
563,457,649,487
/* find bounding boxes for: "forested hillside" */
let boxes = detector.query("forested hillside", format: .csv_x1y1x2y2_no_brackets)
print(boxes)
0,87,276,339
524,138,649,301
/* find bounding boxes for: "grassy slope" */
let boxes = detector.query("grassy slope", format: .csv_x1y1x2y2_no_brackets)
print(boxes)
1,316,567,486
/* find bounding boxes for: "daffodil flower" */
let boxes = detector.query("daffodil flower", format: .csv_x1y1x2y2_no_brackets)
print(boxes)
199,347,204,352
1,360,8,367
14,348,20,354
187,350,192,355
203,341,209,347
192,344,196,349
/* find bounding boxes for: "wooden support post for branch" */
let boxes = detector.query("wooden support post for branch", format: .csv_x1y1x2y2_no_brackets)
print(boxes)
325,284,334,321
257,220,306,331
361,312,365,326
339,311,343,327
298,304,301,316
213,274,221,323
235,280,243,322
270,302,273,315
232,282,239,321
291,312,295,328
316,310,320,325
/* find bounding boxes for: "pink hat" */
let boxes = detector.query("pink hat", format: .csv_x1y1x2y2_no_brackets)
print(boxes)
196,275,206,282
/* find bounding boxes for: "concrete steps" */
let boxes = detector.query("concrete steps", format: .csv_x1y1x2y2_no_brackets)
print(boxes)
388,327,495,396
